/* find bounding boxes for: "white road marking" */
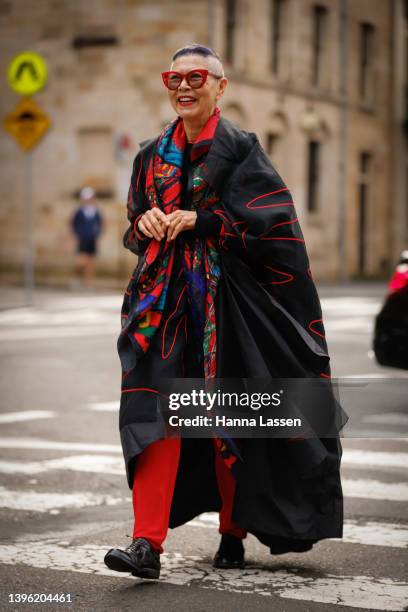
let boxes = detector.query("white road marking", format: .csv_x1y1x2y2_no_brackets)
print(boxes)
0,446,407,475
0,542,405,610
340,519,408,548
343,449,408,470
0,486,125,513
344,373,408,379
0,310,116,326
0,410,56,424
0,325,119,341
363,413,408,426
324,318,373,332
347,429,408,437
342,478,408,501
189,513,408,548
0,437,122,453
88,401,119,412
320,297,382,314
0,461,406,511
0,296,121,319
0,454,124,475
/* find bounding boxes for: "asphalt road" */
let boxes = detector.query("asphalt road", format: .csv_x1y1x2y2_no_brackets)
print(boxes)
0,282,407,612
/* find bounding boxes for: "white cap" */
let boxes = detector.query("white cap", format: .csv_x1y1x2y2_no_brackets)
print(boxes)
79,186,96,201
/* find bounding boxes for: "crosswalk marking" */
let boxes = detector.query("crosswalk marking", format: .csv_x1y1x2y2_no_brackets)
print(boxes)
0,541,405,610
0,446,406,473
342,478,408,501
0,437,122,453
1,437,408,461
0,410,56,424
0,454,124,475
188,513,408,548
342,449,408,470
0,485,124,513
0,325,119,341
363,412,408,425
88,401,119,411
320,297,381,313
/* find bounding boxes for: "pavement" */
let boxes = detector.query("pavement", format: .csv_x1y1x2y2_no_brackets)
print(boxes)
0,281,407,612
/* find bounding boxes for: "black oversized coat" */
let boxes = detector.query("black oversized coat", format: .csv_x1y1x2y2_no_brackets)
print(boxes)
118,115,344,553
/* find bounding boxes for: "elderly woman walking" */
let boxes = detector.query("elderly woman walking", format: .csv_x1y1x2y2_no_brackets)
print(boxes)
104,44,344,580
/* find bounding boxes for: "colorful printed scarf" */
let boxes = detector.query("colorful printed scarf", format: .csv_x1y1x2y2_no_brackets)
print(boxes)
126,106,222,381
122,106,242,470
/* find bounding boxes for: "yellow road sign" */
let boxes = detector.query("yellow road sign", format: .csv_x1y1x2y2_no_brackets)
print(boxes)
7,52,48,95
4,98,51,151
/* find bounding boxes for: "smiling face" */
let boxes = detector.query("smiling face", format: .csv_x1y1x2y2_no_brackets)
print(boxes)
167,54,228,124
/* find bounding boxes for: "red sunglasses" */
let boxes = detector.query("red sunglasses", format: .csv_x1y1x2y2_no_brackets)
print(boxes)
161,68,223,90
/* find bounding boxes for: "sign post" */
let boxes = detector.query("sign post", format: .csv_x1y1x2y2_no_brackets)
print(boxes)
25,151,33,306
4,52,49,306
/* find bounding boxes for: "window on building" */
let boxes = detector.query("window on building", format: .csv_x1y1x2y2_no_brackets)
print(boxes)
311,4,329,86
357,151,372,273
307,140,321,212
270,0,285,74
225,0,237,64
72,35,118,50
266,133,277,156
359,22,376,102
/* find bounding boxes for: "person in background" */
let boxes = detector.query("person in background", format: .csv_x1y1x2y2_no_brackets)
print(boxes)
70,187,104,289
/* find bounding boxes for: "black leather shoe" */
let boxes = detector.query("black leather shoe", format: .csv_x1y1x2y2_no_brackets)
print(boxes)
104,537,161,579
213,533,245,569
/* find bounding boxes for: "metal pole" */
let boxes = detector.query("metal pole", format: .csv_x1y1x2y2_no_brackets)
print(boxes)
338,0,348,283
208,0,215,49
24,149,34,306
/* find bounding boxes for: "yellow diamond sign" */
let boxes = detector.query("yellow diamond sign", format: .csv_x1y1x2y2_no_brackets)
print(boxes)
7,52,48,95
4,98,51,151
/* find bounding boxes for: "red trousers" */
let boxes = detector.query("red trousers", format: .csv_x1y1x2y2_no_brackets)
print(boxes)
132,437,247,553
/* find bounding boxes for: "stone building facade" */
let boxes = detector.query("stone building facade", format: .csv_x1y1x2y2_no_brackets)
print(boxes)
0,0,406,282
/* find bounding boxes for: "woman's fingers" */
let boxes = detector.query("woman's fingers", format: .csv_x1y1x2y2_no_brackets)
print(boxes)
153,208,171,228
137,218,153,238
142,209,166,241
167,218,184,241
166,210,197,240
140,215,161,240
138,209,197,242
166,211,183,240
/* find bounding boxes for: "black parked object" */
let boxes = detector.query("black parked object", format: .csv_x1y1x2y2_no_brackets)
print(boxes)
373,250,408,370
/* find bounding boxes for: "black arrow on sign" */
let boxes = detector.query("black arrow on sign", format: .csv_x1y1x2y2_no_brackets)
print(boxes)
13,61,38,82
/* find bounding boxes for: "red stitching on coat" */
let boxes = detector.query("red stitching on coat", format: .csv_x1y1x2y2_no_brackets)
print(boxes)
308,319,325,339
162,285,187,359
135,155,143,192
261,217,299,235
245,188,291,209
214,209,230,222
241,226,249,250
261,236,305,242
262,265,294,284
122,387,159,394
133,213,146,240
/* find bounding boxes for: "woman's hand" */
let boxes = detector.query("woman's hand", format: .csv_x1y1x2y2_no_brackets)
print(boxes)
137,208,170,241
166,210,197,241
